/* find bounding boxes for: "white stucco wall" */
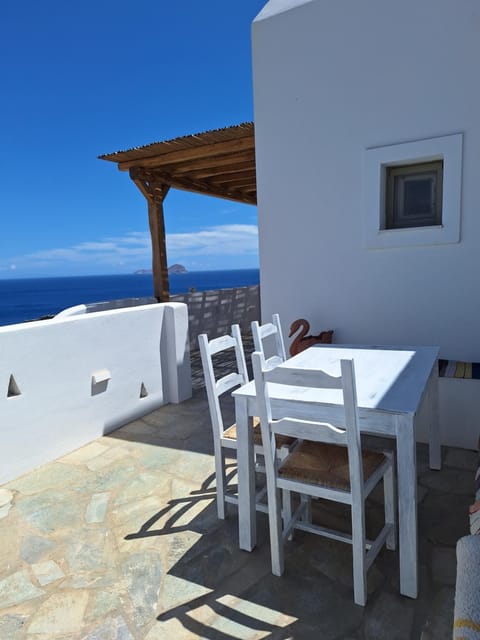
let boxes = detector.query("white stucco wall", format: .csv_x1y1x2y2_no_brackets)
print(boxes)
252,0,480,362
0,303,191,484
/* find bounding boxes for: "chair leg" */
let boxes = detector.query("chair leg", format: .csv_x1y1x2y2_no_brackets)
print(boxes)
214,444,227,520
351,501,367,606
384,460,397,551
267,483,285,576
300,493,312,524
279,448,292,537
281,488,293,537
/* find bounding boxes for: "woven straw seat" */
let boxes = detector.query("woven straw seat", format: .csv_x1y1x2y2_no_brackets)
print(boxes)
279,441,386,491
224,418,294,448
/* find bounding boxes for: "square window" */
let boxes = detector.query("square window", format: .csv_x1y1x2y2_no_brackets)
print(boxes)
363,133,462,249
385,161,443,229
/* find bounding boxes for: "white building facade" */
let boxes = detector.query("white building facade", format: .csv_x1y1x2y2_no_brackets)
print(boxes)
252,0,480,448
253,0,480,360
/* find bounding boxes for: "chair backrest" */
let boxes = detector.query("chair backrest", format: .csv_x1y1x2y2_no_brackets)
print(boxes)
251,313,287,370
251,352,364,494
198,325,249,438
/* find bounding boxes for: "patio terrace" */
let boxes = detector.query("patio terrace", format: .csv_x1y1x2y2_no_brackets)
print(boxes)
0,341,475,639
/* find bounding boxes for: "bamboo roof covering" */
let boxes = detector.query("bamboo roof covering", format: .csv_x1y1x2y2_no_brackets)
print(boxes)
99,122,256,205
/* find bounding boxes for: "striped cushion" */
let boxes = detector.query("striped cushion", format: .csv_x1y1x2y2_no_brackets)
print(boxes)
439,359,480,379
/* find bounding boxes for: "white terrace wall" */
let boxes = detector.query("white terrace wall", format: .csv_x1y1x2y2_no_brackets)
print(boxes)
252,0,480,362
0,303,191,484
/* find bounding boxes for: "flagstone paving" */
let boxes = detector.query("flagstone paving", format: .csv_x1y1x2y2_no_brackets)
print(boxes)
0,351,475,639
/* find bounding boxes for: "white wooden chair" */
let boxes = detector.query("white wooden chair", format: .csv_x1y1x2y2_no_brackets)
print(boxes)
251,352,396,606
251,313,287,369
198,325,293,520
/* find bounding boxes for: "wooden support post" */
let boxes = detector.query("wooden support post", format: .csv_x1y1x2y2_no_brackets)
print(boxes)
129,168,171,301
148,197,169,301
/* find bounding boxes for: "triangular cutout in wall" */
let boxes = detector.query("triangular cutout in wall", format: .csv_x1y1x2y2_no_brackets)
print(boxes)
140,382,148,398
7,374,21,398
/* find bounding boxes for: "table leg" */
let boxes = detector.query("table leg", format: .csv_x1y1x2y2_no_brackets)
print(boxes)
396,414,418,599
235,396,256,551
427,368,442,470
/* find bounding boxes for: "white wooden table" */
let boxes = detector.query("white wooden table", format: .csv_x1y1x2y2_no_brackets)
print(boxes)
232,344,440,599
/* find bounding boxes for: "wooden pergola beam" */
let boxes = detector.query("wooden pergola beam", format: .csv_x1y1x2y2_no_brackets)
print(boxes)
118,136,254,172
135,169,255,205
188,160,255,180
171,149,255,174
209,170,257,185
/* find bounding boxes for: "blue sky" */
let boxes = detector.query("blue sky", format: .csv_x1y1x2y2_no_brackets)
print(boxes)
0,1,265,278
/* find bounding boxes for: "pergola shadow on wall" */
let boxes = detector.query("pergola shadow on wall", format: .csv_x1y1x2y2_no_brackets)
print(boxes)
99,123,256,300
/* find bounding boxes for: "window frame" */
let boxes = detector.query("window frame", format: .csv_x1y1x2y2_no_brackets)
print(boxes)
363,133,463,249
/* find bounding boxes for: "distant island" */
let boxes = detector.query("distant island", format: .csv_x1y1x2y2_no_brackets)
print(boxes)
168,264,188,274
134,264,187,275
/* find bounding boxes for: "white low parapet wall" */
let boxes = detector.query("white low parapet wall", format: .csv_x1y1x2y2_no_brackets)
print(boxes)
58,285,262,353
393,376,478,451
171,285,260,351
0,302,191,484
438,377,480,451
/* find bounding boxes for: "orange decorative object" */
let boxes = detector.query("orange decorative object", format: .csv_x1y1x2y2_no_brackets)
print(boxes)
288,319,334,356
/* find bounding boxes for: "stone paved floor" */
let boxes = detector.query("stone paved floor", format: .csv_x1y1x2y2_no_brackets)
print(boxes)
0,357,477,639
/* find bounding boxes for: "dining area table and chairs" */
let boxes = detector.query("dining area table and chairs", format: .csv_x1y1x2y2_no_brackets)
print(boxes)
198,316,441,606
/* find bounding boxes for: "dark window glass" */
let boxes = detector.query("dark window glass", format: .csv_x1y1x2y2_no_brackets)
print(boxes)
386,161,443,229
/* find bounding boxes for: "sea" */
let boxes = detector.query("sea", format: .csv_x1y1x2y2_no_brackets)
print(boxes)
0,269,260,327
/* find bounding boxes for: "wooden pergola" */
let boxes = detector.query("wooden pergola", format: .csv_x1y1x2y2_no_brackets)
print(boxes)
99,122,256,300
